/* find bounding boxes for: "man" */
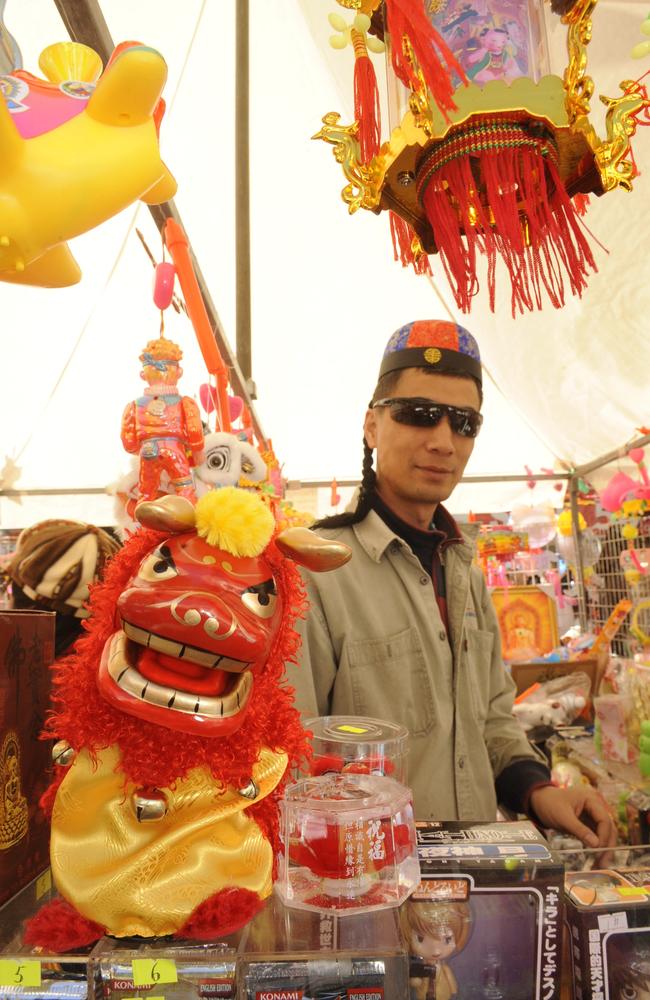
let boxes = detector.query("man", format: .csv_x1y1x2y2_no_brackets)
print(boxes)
290,319,614,849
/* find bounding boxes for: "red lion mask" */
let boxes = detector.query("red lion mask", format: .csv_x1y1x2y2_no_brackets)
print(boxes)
27,490,350,950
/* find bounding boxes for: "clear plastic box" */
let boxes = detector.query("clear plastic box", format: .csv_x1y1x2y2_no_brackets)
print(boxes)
277,773,420,915
305,715,409,785
92,937,240,1000
237,892,408,998
0,872,91,1000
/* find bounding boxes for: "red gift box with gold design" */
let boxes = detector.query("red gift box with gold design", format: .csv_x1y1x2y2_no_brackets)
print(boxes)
0,610,54,905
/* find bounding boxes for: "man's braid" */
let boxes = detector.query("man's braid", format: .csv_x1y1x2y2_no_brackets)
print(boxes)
313,437,376,530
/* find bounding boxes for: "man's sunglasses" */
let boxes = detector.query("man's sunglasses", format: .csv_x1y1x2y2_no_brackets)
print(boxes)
372,397,483,438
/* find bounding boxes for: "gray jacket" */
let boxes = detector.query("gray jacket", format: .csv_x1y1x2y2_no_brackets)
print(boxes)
287,508,543,821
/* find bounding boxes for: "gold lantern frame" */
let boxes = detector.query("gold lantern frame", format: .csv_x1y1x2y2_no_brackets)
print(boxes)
314,0,650,263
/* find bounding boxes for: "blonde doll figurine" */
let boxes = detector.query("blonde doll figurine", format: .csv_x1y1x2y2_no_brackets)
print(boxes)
399,898,472,1000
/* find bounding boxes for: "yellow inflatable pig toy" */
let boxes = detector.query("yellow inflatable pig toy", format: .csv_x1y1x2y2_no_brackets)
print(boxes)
0,40,177,287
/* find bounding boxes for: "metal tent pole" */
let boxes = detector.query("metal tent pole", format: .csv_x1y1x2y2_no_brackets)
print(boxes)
569,475,589,632
573,434,650,478
235,0,253,389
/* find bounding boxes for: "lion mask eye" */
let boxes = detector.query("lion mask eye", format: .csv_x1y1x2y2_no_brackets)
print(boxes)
138,545,178,582
241,579,277,619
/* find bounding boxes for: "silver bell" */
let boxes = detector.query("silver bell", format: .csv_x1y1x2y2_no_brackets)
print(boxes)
237,777,259,801
132,788,167,822
52,740,75,767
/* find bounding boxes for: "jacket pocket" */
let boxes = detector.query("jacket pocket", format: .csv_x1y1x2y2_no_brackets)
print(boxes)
465,627,495,723
343,626,436,737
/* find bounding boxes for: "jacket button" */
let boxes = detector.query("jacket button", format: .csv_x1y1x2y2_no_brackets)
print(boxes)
438,630,446,641
458,756,465,769
419,575,429,586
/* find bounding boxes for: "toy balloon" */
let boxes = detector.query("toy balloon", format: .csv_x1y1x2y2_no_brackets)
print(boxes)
229,395,244,422
0,40,176,286
557,509,586,537
600,471,638,513
153,261,175,310
557,528,601,569
510,503,557,549
199,386,244,424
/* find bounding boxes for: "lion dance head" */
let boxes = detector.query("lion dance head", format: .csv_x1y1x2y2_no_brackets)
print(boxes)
27,489,350,949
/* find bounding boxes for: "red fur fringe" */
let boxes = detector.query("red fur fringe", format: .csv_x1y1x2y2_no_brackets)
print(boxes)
42,528,311,791
354,54,381,164
176,887,264,940
24,898,104,950
389,211,432,276
384,0,466,121
420,147,597,315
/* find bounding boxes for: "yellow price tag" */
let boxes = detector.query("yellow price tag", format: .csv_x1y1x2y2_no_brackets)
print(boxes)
0,960,42,988
132,960,177,987
618,887,649,898
336,725,368,734
36,869,52,900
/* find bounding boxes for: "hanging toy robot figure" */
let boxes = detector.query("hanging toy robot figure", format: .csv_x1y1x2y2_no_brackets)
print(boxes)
121,337,204,503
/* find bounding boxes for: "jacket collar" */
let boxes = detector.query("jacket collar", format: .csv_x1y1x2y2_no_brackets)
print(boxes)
352,503,478,565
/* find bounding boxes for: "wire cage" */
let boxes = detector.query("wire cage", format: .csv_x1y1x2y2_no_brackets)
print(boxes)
587,511,650,657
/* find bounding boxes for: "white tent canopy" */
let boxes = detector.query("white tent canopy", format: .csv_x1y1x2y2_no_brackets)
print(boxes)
1,0,648,528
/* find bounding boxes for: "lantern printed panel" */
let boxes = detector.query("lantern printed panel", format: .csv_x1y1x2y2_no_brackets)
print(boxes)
433,0,549,84
278,773,420,914
388,0,550,124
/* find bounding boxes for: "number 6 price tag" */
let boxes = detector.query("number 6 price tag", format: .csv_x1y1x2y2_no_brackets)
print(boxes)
131,959,177,987
0,960,42,988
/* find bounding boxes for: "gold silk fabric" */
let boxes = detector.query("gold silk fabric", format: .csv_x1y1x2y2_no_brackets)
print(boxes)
50,745,287,937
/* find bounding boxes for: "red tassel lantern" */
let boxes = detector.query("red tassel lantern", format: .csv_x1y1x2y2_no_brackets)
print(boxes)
352,27,381,163
415,114,595,312
315,0,650,314
328,8,386,165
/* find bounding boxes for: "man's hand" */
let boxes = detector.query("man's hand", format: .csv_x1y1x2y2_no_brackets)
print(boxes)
529,785,617,849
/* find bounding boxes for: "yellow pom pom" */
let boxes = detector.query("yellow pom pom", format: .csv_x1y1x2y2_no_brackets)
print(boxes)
622,523,639,541
194,487,275,557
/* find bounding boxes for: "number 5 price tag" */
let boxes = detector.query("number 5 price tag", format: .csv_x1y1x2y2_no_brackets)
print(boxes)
131,959,177,987
0,960,42,988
